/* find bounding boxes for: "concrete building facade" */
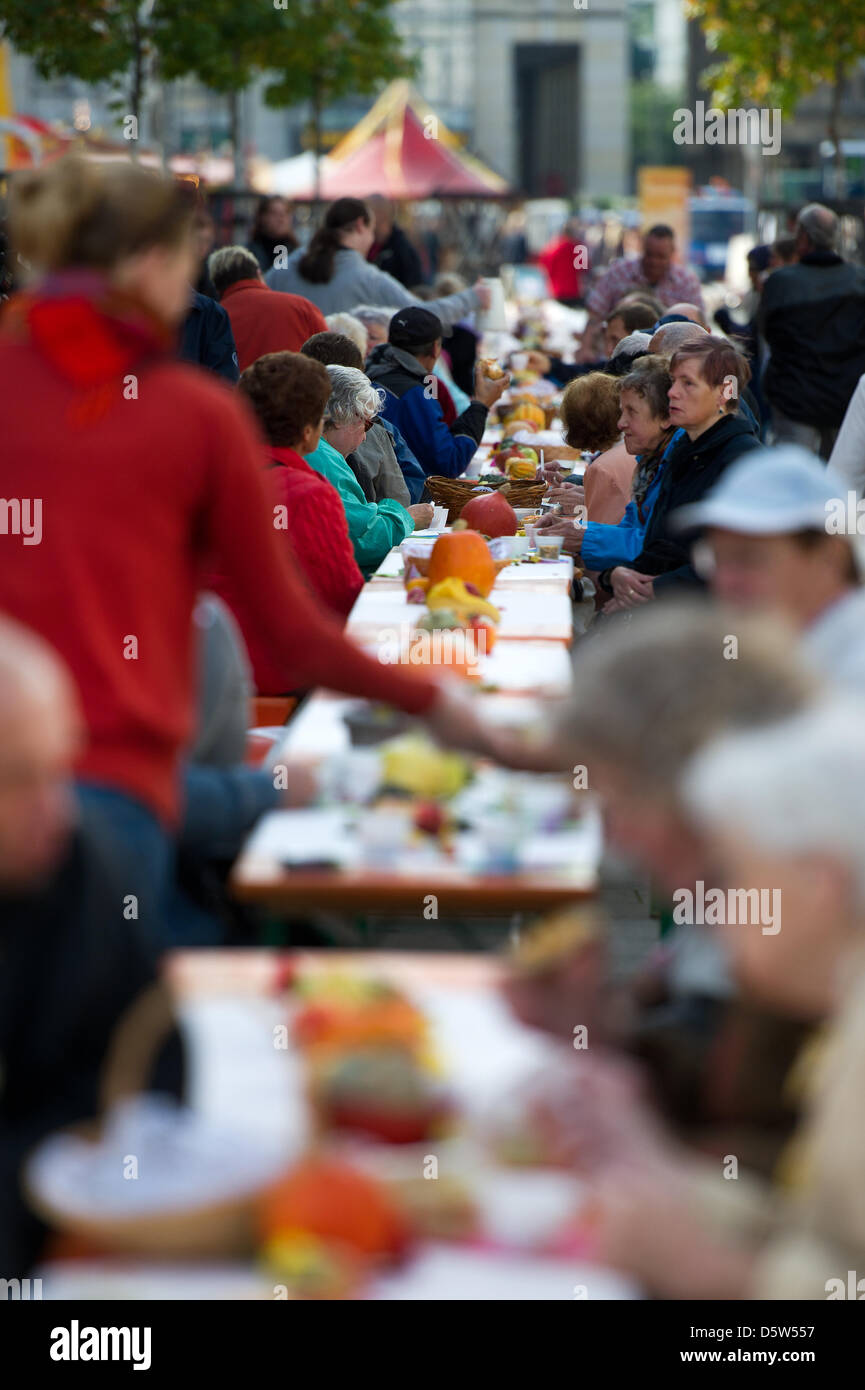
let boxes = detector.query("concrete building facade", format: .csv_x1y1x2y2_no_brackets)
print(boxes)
6,0,630,197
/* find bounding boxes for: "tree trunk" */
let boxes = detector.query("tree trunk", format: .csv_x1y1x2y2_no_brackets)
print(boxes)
229,90,244,188
149,53,166,173
828,62,846,200
312,85,323,211
129,18,143,161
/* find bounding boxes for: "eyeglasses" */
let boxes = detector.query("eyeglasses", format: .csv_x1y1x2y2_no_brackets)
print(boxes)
362,417,376,433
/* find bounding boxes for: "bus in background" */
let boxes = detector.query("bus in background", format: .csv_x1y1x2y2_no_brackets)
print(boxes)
689,187,756,281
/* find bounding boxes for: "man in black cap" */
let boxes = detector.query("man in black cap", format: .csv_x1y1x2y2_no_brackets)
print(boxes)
366,307,509,479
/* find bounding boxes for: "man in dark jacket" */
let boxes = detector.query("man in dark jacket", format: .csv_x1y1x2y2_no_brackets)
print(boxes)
366,307,507,479
0,617,183,1274
759,204,865,459
179,288,240,383
367,195,424,289
627,413,760,590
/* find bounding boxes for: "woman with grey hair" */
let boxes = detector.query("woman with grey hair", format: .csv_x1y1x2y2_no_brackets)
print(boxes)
350,305,397,349
324,311,368,358
304,365,432,574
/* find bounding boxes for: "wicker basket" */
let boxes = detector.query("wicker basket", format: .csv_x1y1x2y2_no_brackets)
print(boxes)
23,983,263,1258
426,476,547,524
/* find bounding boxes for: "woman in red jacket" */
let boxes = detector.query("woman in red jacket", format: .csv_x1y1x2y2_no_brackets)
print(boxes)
217,350,364,693
0,157,498,946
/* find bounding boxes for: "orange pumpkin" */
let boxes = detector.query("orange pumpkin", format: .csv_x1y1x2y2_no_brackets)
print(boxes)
292,996,427,1054
259,1160,410,1259
426,530,496,598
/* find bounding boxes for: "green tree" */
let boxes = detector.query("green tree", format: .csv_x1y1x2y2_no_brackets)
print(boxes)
156,0,416,193
0,1,156,130
687,0,865,194
1,0,416,191
258,0,418,202
631,80,688,175
153,1,274,183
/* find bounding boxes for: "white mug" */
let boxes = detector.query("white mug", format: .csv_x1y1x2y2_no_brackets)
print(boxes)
478,277,508,332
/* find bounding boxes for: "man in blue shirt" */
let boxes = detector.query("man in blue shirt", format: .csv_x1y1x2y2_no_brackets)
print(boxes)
366,307,507,479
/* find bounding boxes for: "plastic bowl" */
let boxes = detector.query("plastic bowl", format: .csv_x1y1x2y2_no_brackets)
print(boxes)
400,536,437,576
536,534,565,561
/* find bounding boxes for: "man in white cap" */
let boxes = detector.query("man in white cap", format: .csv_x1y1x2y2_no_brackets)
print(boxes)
673,444,865,693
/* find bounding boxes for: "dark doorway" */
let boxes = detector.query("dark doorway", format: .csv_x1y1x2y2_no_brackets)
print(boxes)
515,44,581,197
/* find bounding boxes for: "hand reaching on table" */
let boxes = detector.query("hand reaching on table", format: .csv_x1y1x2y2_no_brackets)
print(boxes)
542,483,585,516
534,514,584,557
422,679,513,760
423,681,571,772
407,503,434,530
473,279,491,311
263,755,319,808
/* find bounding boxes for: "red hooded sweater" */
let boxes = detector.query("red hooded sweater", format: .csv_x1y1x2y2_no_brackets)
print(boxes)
0,275,437,823
214,444,364,694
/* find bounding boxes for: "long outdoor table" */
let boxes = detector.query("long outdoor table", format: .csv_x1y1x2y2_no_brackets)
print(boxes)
35,949,637,1302
348,585,573,644
230,543,597,916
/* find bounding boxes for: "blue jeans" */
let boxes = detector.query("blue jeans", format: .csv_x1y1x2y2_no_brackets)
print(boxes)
76,782,173,953
77,780,236,950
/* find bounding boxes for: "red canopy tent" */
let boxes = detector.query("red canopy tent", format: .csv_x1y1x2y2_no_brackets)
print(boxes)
284,81,510,201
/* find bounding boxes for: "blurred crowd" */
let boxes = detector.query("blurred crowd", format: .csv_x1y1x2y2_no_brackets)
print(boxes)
3,158,865,1298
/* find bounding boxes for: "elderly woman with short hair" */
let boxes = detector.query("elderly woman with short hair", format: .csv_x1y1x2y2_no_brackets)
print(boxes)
350,305,397,349
304,365,432,575
539,358,678,563
601,335,758,609
324,311,368,359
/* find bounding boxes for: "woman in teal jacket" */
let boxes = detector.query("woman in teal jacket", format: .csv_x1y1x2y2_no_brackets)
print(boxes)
305,364,432,576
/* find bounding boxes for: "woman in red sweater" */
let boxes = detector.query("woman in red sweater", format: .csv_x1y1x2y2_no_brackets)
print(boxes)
0,157,498,945
216,351,364,693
